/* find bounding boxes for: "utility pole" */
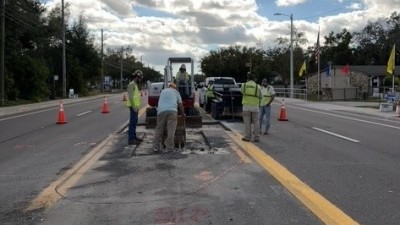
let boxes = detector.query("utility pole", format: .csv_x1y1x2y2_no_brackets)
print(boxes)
0,0,5,106
62,0,66,98
289,13,294,98
101,29,104,92
120,48,123,90
274,12,294,98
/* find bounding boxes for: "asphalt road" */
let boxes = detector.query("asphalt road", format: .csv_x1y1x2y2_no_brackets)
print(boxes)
0,94,132,224
1,95,400,225
251,101,400,225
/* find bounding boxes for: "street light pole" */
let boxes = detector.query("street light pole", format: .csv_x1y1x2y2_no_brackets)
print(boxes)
274,12,294,98
62,0,66,98
289,13,293,98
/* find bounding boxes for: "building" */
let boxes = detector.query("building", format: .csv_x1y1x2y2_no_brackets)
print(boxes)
305,65,399,100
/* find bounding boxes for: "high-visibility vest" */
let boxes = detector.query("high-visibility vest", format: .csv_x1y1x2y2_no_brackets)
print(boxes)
241,81,260,106
126,81,140,108
176,71,189,81
206,84,214,97
261,86,272,105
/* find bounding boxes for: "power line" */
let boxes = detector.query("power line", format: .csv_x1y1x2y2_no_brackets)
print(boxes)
299,7,346,21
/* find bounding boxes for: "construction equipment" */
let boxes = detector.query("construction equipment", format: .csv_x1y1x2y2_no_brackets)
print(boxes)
145,57,202,147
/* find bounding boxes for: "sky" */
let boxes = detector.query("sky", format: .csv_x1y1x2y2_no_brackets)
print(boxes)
41,0,400,74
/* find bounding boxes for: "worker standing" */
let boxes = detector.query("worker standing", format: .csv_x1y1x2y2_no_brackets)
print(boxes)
175,64,190,97
126,70,143,145
259,78,275,134
240,74,262,142
153,83,185,153
205,80,215,113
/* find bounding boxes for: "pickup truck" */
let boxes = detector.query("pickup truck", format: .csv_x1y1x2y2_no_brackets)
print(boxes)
199,77,242,119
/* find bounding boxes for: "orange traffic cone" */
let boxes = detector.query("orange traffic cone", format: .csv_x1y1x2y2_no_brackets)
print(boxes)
122,93,127,101
278,99,288,121
56,101,67,124
102,96,110,113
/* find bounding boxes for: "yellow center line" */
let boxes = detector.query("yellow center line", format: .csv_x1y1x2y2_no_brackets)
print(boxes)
226,132,252,163
228,131,359,225
27,107,147,211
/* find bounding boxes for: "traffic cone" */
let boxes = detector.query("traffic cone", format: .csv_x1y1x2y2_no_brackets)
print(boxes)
278,99,288,121
396,102,400,117
102,96,110,113
56,101,67,124
140,91,143,97
122,93,127,101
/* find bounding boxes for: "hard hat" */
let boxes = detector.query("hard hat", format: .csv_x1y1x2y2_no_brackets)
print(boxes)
133,70,143,78
180,64,186,69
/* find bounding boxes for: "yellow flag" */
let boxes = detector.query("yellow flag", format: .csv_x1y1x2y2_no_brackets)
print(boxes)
299,60,306,77
387,44,395,75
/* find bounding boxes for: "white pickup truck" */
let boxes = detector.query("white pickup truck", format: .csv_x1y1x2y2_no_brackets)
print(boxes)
198,76,239,109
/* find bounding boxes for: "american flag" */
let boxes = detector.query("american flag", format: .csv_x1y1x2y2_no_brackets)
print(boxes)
315,29,320,63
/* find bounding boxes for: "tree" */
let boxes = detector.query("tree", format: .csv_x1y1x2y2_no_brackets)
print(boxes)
200,45,268,83
322,29,353,66
4,0,50,100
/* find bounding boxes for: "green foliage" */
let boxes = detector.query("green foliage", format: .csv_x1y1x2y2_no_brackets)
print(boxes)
12,56,50,101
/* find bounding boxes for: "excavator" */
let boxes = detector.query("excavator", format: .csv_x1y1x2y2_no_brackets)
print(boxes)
146,57,202,147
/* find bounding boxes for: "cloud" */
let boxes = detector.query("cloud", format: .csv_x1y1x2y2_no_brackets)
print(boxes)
276,0,308,7
100,0,133,16
346,3,363,10
42,0,400,74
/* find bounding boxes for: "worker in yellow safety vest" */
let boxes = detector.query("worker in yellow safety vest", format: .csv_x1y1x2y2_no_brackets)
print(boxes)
175,64,190,97
240,73,262,142
205,81,215,113
126,70,143,145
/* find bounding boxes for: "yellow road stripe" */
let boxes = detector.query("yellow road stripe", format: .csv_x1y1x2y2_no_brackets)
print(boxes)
226,132,252,163
229,131,359,225
27,107,146,211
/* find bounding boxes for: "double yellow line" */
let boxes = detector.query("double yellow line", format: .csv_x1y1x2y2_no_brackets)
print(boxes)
227,131,359,225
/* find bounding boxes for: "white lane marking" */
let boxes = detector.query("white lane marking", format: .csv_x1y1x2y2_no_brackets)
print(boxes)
291,105,400,130
312,127,360,143
76,111,92,117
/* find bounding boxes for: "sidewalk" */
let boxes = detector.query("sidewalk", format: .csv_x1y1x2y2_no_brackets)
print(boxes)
0,95,110,117
277,98,399,120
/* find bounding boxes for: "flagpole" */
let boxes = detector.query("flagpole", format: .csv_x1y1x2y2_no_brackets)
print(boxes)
392,67,395,92
317,54,320,100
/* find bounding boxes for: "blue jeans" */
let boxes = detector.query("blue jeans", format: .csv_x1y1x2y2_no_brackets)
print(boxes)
259,105,271,132
128,107,138,141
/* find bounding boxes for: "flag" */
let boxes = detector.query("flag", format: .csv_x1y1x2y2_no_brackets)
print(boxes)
341,64,349,75
299,60,306,77
314,28,320,63
326,63,332,77
387,44,395,75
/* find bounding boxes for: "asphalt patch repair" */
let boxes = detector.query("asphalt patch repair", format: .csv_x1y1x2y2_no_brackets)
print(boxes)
123,125,233,157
